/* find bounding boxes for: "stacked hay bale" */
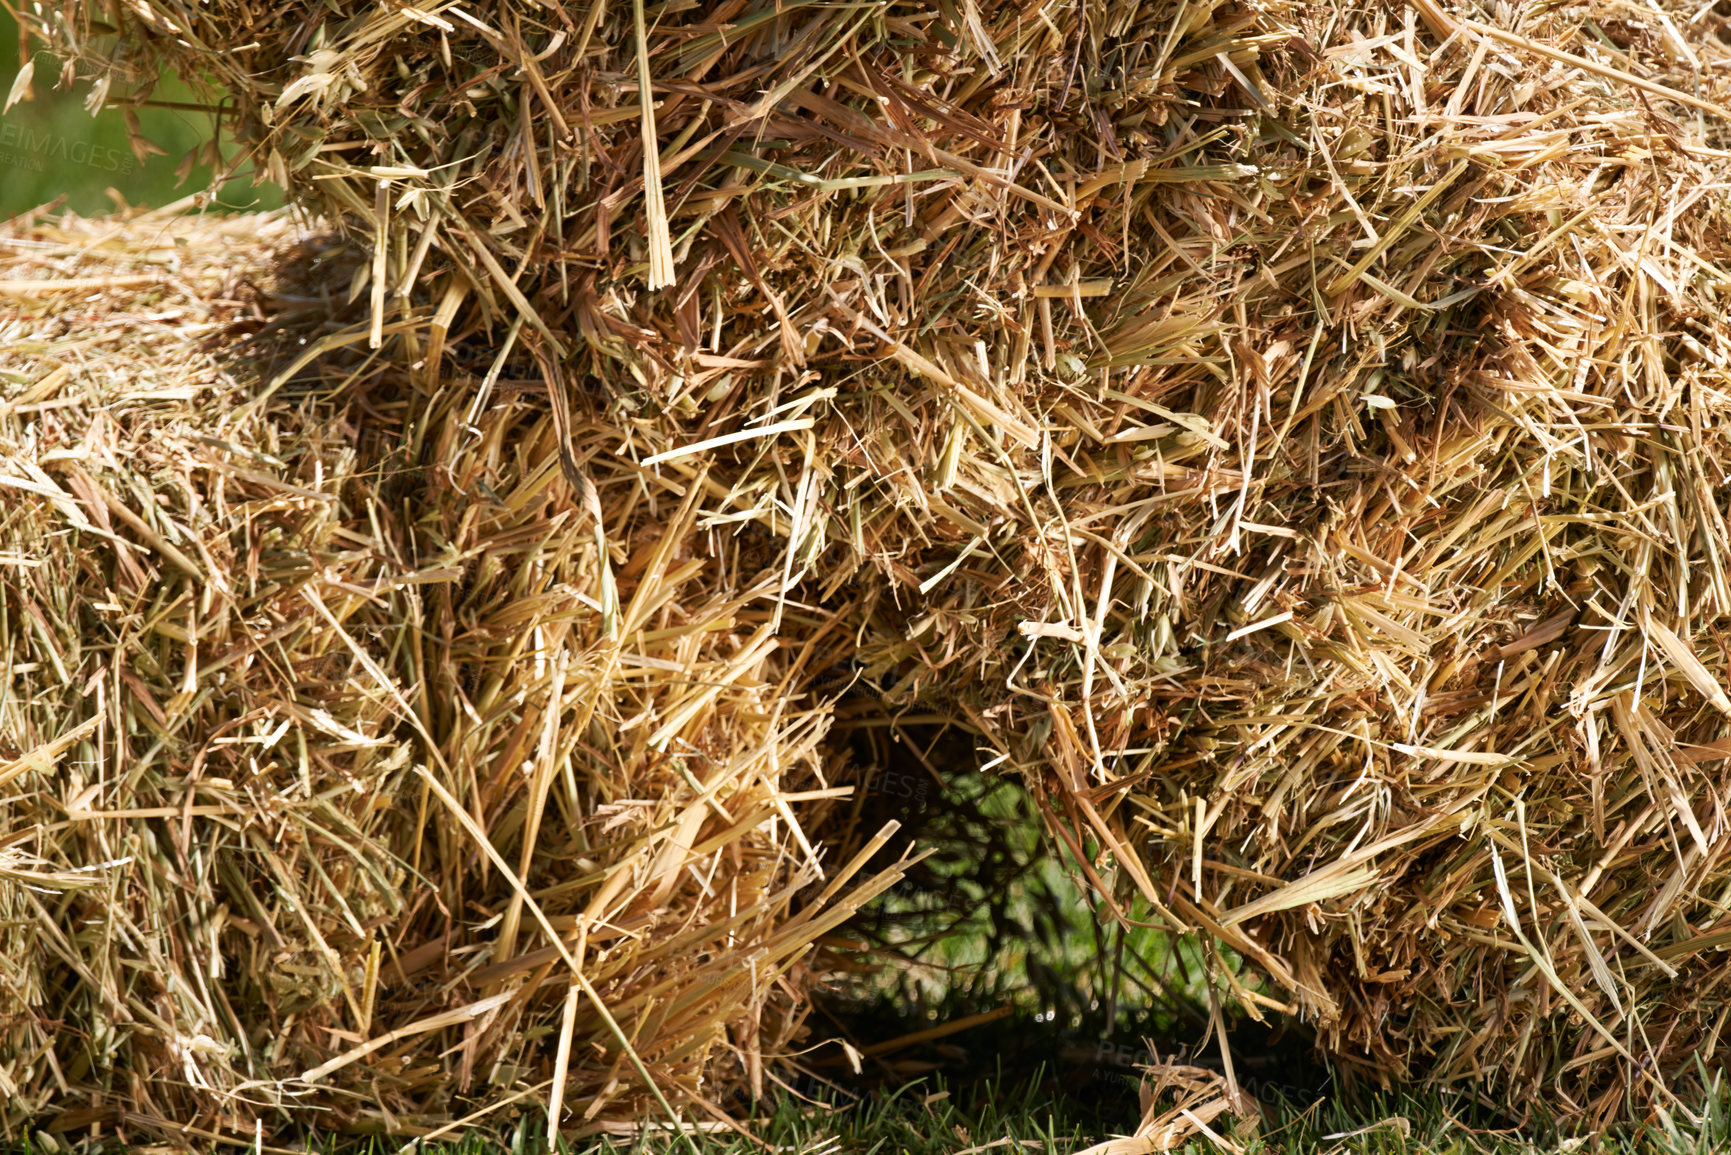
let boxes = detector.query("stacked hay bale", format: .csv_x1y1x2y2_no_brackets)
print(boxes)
0,206,900,1142
18,0,1731,1135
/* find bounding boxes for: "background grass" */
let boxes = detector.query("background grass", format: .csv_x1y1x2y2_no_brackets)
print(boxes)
0,8,280,216
21,1076,1731,1155
586,1073,1731,1155
263,1069,1724,1155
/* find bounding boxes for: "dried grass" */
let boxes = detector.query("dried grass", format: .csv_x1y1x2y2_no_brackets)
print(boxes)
0,205,903,1143
16,0,1731,1137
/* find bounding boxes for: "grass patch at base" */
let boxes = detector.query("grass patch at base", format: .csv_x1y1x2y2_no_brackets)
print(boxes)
425,1069,1731,1155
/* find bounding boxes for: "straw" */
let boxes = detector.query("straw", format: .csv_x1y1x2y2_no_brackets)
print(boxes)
21,0,1731,1132
0,206,894,1143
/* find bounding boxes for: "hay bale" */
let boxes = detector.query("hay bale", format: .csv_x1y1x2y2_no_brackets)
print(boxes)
0,205,904,1143
21,0,1731,1132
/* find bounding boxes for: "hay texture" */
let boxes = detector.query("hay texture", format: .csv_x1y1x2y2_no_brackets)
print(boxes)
0,205,904,1144
19,0,1731,1135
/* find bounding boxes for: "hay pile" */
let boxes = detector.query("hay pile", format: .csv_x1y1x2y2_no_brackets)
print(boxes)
0,205,905,1144
20,0,1731,1135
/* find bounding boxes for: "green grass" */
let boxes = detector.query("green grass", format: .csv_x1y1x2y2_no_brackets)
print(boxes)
0,10,280,217
814,761,1298,1111
836,745,1221,1024
18,1076,1731,1155
253,1066,1725,1155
